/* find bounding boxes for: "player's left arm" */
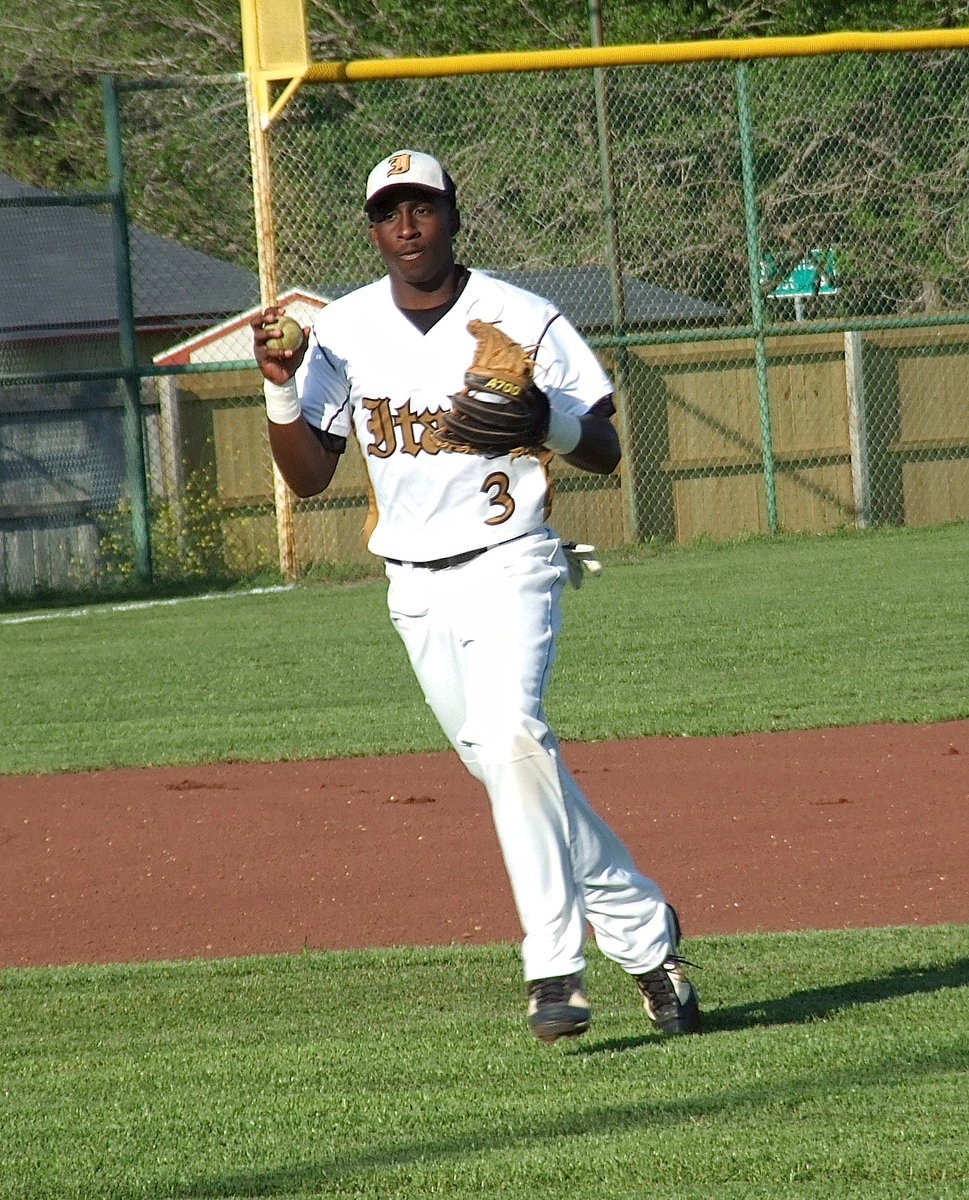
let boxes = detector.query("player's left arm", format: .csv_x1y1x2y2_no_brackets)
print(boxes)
558,396,621,475
535,313,621,475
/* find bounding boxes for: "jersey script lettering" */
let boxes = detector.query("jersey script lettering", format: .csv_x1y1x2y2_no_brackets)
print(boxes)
362,397,445,458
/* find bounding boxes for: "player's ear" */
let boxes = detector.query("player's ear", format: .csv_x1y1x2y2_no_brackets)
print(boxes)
449,205,461,237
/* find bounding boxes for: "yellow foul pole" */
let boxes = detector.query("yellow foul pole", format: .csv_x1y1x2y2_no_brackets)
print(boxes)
240,0,310,577
242,23,969,122
305,27,969,85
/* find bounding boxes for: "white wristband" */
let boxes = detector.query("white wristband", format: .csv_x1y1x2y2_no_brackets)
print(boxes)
263,378,302,424
543,408,583,455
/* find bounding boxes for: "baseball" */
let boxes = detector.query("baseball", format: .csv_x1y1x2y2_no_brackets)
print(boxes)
264,315,305,352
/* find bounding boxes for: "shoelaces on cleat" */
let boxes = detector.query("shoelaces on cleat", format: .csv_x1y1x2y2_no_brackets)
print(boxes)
528,976,576,1007
636,954,699,1016
637,969,678,1015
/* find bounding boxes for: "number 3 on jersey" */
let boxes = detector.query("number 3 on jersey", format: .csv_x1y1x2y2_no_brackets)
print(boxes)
482,471,515,525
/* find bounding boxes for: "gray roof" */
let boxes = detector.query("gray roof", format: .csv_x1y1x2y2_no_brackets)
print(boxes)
2,171,722,343
0,173,259,341
478,266,726,328
321,264,725,328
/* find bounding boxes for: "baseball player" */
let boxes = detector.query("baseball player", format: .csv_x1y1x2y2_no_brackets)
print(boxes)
251,149,700,1043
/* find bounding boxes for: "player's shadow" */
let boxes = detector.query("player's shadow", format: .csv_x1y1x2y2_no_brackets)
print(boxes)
164,959,967,1198
576,956,969,1054
171,1036,967,1199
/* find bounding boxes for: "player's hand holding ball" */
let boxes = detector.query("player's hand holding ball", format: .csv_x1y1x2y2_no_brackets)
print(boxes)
251,307,309,387
264,316,305,352
252,306,310,425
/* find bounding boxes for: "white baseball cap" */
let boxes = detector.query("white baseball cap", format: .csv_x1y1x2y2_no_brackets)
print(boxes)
365,150,456,211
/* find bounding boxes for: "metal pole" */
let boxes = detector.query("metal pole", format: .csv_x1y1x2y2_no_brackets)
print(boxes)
102,74,153,582
735,62,778,533
588,0,640,541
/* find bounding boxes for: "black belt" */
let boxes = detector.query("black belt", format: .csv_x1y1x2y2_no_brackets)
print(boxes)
385,545,491,571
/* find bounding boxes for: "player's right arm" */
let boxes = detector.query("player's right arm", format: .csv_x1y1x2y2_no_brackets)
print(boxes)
251,307,341,497
266,413,340,498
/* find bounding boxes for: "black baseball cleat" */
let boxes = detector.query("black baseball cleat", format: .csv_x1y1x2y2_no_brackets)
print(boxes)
634,907,702,1035
526,972,591,1043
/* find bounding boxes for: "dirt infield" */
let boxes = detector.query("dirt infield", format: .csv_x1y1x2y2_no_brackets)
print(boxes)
2,720,967,968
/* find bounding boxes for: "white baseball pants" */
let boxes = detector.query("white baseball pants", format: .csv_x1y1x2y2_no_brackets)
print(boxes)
385,526,671,981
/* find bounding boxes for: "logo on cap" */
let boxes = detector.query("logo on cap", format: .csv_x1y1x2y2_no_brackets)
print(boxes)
365,150,454,211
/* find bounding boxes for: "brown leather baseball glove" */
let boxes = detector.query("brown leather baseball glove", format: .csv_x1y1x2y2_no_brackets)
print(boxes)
433,320,550,458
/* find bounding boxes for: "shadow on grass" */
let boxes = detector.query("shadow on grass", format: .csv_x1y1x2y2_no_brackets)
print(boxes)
706,955,969,1033
169,1041,967,1199
578,955,969,1054
162,960,969,1199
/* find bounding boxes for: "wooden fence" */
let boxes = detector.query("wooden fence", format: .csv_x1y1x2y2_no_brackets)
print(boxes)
3,325,969,596
170,325,969,570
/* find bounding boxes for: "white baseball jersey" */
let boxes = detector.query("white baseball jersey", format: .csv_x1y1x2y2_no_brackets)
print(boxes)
295,269,613,562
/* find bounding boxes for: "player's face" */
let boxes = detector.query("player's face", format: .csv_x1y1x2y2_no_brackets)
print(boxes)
367,187,459,295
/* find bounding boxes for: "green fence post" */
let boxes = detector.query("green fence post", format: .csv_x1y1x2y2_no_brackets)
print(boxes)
102,73,153,584
589,0,642,542
735,61,778,533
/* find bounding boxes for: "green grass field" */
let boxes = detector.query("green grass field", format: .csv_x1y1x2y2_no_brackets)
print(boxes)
2,526,968,1197
3,524,969,774
2,930,967,1199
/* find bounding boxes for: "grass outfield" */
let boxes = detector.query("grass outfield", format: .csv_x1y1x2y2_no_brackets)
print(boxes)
3,527,967,1197
3,524,969,774
1,927,967,1199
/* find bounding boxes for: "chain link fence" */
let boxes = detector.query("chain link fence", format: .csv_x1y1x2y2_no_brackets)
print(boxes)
0,78,262,598
3,46,969,598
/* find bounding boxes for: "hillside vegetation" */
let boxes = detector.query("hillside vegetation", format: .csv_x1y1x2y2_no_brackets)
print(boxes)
1,0,963,193
2,0,968,315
